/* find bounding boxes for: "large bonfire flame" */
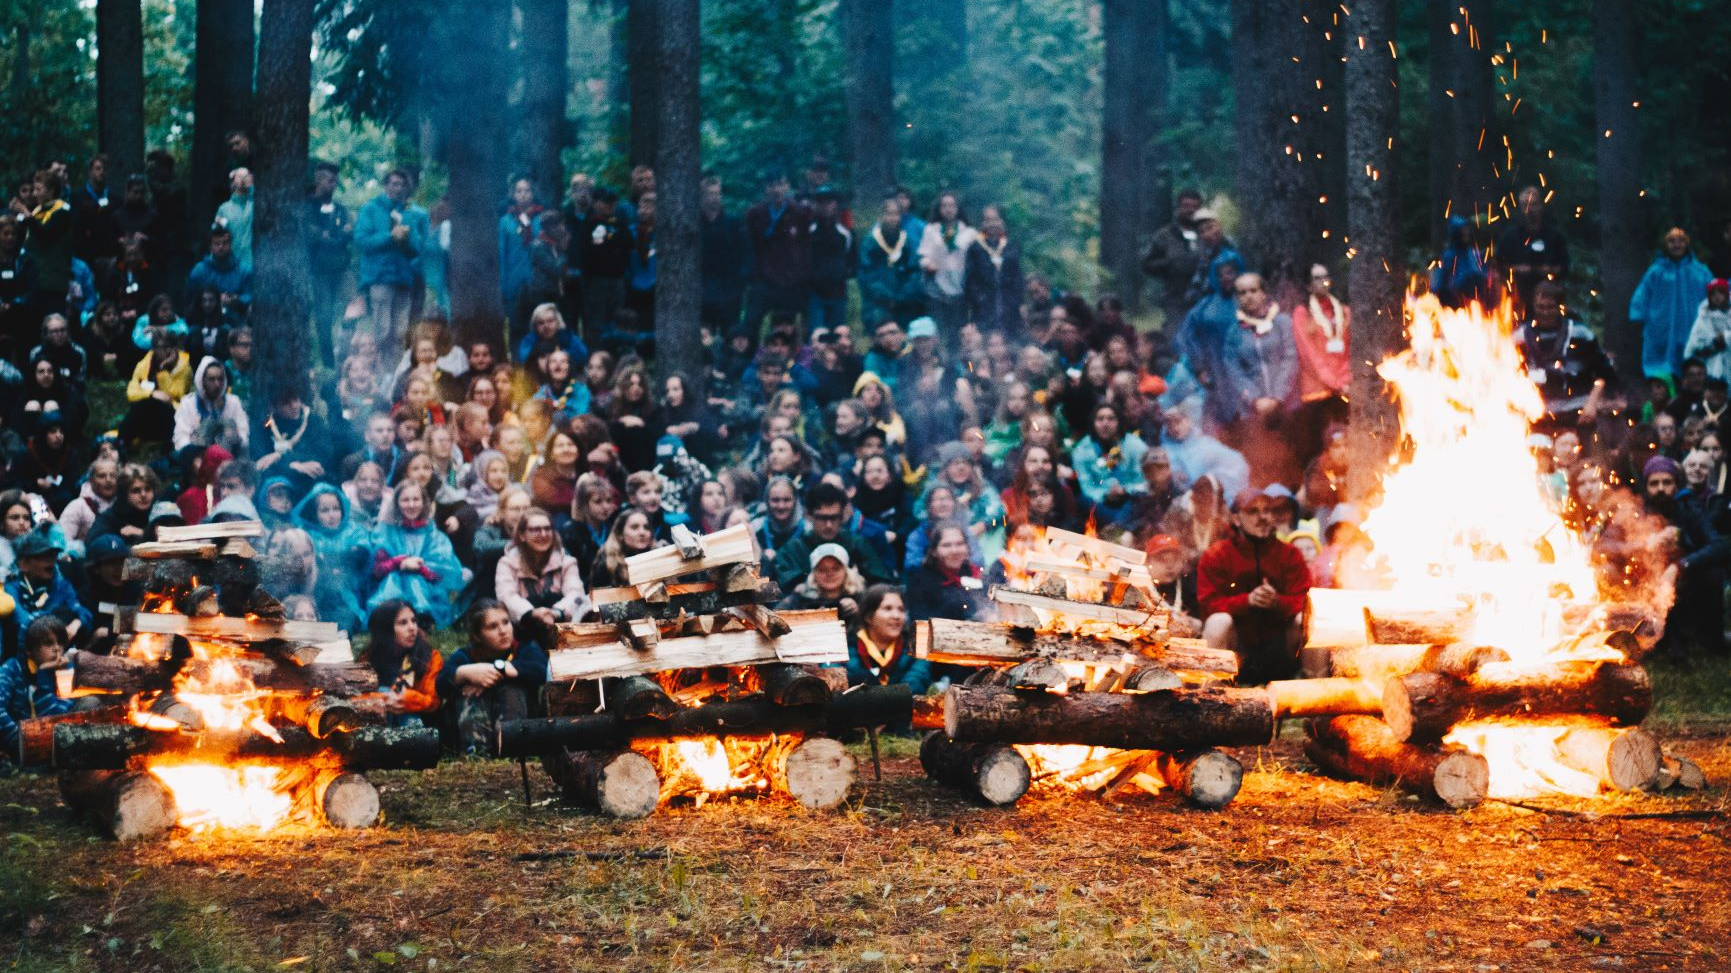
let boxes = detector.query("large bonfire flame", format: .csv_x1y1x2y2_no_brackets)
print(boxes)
1354,295,1664,799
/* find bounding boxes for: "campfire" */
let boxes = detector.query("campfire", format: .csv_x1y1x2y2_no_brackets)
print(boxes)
1301,295,1702,805
28,521,437,840
498,522,911,817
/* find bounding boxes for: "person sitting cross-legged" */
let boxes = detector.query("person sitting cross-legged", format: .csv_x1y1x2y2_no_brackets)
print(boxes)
1196,486,1311,684
435,598,548,754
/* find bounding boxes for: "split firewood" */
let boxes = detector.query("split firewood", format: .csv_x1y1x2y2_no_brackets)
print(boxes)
1304,715,1489,809
123,556,258,587
994,659,1070,693
919,732,1031,805
725,603,792,638
1042,526,1146,566
717,562,764,593
616,617,661,650
594,581,782,624
916,618,1238,677
58,770,178,841
1124,665,1182,691
1266,677,1382,718
1382,662,1653,742
257,638,326,668
548,610,846,680
1156,749,1244,809
1326,643,1511,682
1655,754,1708,790
944,685,1275,752
624,522,759,587
1098,751,1160,800
1362,606,1473,646
129,540,220,560
156,520,266,542
544,749,662,818
124,611,343,645
220,538,257,559
989,586,1167,631
669,523,705,559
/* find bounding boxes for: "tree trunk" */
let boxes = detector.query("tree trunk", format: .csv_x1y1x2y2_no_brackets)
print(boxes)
626,0,661,168
1231,0,1323,280
1342,0,1404,502
653,0,703,392
9,23,28,105
1382,664,1653,743
943,685,1275,751
780,736,855,809
842,0,897,208
59,770,179,840
545,748,662,817
1101,0,1165,311
518,0,571,199
441,0,512,345
1595,0,1644,387
251,0,315,419
1304,715,1489,808
97,0,146,178
1427,0,1495,237
919,732,1031,805
192,0,255,225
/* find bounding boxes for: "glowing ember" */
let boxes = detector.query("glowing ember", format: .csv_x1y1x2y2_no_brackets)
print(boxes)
673,738,733,792
148,763,294,832
649,736,784,803
1017,744,1164,795
1442,723,1602,799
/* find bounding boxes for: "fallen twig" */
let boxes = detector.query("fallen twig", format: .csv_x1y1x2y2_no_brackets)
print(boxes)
1492,800,1730,821
514,848,671,862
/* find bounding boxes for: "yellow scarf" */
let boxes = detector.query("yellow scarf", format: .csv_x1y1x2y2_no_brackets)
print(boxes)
857,630,900,673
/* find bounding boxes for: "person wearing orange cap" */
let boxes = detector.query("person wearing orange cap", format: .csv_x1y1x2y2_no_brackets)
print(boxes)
1196,487,1311,683
1144,534,1201,638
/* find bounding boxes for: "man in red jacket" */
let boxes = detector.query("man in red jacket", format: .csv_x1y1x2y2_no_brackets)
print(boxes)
1198,487,1312,683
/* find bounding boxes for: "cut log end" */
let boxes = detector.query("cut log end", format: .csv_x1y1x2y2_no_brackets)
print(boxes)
1430,752,1491,809
559,750,662,819
61,770,179,841
1157,750,1243,809
318,773,381,829
781,737,855,810
920,732,1031,806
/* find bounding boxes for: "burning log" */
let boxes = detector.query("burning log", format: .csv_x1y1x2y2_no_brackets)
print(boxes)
58,769,179,840
623,522,759,586
1267,678,1382,718
919,732,1031,806
51,723,440,771
69,653,177,695
911,694,945,730
1326,643,1509,682
317,772,381,829
497,684,913,757
1382,663,1653,742
144,695,205,732
1155,750,1244,809
273,695,371,738
603,676,680,720
943,685,1274,752
548,609,847,680
978,659,1069,693
1551,726,1663,792
1304,715,1490,809
915,618,1238,677
123,556,258,587
780,736,855,810
16,709,125,764
124,611,344,644
988,586,1167,631
1362,607,1472,646
544,749,663,818
75,653,378,698
1124,666,1183,691
131,540,220,559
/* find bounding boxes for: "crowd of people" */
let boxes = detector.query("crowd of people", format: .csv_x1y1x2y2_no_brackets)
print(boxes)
3,145,1731,761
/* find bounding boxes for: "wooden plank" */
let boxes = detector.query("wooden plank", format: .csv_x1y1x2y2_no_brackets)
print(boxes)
125,611,344,643
129,540,219,560
1042,526,1147,566
988,585,1167,629
622,522,758,587
595,582,782,624
546,611,847,681
591,581,716,606
156,520,267,542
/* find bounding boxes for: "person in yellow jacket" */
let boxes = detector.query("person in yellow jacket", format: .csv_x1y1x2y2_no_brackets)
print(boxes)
119,329,193,449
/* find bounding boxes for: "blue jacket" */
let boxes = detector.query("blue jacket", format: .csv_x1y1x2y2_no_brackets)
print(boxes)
5,570,93,650
0,656,72,756
436,639,549,701
184,254,252,312
1430,217,1491,310
1072,433,1150,508
356,195,429,288
1176,248,1246,392
1632,251,1714,379
516,327,590,369
1163,416,1251,500
498,209,542,301
291,483,371,631
1217,312,1299,424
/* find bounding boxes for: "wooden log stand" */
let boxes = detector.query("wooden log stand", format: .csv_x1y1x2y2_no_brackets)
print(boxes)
944,685,1275,752
1382,663,1653,742
1304,715,1490,808
919,732,1032,806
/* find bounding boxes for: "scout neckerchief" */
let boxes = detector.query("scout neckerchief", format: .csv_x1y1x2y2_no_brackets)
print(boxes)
979,235,1008,269
1308,294,1343,342
266,406,311,454
1238,301,1280,336
872,225,906,264
857,629,901,673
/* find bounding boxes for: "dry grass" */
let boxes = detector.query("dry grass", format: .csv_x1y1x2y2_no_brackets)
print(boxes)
2,729,1729,973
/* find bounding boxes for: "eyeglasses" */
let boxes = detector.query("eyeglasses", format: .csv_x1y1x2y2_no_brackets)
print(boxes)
809,511,844,524
524,525,554,534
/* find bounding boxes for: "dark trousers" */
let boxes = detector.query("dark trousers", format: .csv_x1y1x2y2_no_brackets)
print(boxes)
119,397,175,448
581,277,626,342
444,683,537,754
739,281,807,337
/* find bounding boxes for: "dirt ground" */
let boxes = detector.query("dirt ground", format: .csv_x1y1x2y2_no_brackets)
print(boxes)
2,728,1728,973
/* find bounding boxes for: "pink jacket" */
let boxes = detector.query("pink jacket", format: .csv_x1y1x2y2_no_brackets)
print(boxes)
495,543,591,623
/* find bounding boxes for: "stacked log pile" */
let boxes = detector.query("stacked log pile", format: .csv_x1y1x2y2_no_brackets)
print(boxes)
37,521,436,839
499,523,909,816
917,528,1258,809
1295,588,1697,805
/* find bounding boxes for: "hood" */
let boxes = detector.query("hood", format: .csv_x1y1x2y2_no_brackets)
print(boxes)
853,371,888,396
193,355,228,403
255,476,298,520
1209,249,1246,295
291,482,352,534
195,444,233,488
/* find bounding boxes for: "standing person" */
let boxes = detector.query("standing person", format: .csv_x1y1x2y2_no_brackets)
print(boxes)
498,176,545,344
1633,227,1715,380
699,176,747,334
71,154,118,265
1142,188,1206,330
1289,263,1351,456
1430,216,1491,310
436,598,548,752
1518,282,1617,433
0,218,38,360
625,192,658,331
112,174,158,262
15,169,74,327
144,150,191,284
741,170,813,336
214,168,254,268
1197,488,1311,684
858,197,925,331
354,170,427,352
575,188,631,339
1218,273,1299,488
305,161,353,367
806,186,853,334
1496,186,1571,318
963,204,1024,339
917,192,976,345
1686,279,1731,382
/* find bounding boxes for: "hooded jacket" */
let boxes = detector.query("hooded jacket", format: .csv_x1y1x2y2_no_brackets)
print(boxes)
291,483,370,629
1685,298,1731,383
59,478,116,547
173,356,250,452
176,444,234,525
1430,216,1491,310
1176,248,1246,390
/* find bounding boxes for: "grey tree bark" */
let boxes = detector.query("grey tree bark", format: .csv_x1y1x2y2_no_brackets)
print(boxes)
97,0,146,177
518,0,572,199
1426,0,1496,242
842,0,897,208
192,0,255,225
1594,0,1645,387
1101,0,1165,312
626,0,661,168
250,0,314,415
440,0,512,345
1342,0,1403,502
1231,0,1323,282
654,0,704,393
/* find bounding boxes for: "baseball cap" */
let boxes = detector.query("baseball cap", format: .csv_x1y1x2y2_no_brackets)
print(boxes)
88,534,132,563
809,543,851,569
14,530,61,559
907,317,938,340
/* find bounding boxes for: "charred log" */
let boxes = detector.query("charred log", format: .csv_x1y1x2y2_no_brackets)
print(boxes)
1382,663,1652,742
943,685,1275,751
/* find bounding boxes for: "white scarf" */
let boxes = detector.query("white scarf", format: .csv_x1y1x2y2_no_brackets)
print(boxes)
873,225,906,264
1308,294,1343,341
267,407,311,455
980,235,1008,269
1238,302,1280,336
